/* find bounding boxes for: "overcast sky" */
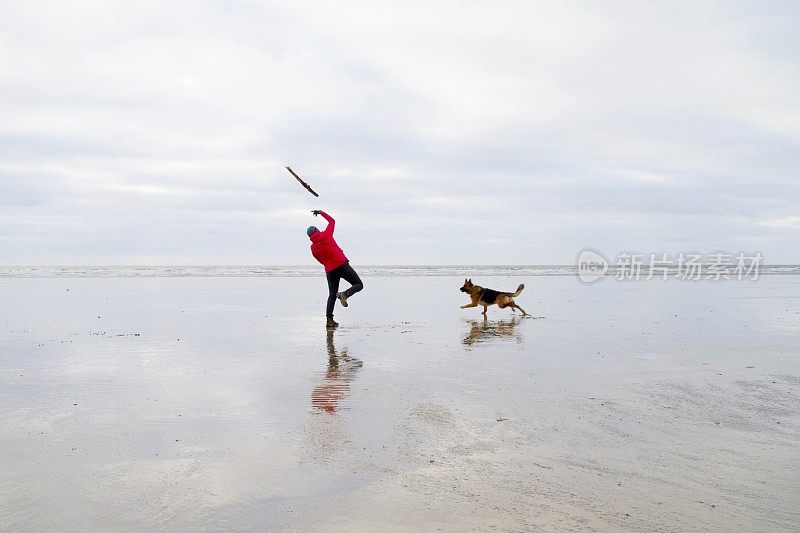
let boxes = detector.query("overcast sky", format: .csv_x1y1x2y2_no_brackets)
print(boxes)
1,1,798,265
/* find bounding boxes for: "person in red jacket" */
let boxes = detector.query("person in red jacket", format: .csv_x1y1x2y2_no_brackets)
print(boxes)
307,210,363,327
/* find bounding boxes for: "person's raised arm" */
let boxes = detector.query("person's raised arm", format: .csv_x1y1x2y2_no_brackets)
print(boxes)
313,210,335,236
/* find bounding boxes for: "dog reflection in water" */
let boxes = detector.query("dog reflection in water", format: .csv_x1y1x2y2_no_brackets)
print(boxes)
312,329,363,413
462,316,523,346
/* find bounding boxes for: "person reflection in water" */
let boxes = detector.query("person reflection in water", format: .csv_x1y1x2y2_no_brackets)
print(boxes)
312,329,363,413
462,315,523,346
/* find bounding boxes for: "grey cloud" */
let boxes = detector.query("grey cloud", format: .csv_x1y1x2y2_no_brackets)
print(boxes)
0,1,798,265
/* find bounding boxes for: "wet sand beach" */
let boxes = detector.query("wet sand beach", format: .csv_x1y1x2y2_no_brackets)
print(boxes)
1,274,799,531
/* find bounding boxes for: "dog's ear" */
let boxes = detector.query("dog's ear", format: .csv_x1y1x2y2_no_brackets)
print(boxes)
468,278,472,283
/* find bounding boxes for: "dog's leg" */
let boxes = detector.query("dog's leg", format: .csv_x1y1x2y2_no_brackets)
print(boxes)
482,305,488,315
461,302,478,309
512,304,528,316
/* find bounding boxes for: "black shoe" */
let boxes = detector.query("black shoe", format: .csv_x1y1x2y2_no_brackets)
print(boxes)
337,292,349,307
326,317,339,328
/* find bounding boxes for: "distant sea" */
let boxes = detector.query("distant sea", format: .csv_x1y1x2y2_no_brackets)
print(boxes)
1,265,799,278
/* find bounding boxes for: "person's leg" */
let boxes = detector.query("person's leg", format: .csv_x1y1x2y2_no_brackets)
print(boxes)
326,269,342,318
339,263,364,298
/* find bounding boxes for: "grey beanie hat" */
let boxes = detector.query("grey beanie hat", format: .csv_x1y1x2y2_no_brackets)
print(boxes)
307,226,318,236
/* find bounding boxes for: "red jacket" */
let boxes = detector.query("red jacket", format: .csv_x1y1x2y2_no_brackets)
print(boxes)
309,212,349,272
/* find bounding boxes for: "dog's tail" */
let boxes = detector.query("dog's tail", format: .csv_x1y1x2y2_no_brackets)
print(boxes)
510,283,525,297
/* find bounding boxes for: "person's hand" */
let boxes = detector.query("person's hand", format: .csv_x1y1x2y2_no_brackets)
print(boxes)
311,210,322,216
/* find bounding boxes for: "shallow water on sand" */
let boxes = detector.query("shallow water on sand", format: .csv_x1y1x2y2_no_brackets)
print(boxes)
1,275,799,531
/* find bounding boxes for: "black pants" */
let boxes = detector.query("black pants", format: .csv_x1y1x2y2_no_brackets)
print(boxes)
326,262,363,317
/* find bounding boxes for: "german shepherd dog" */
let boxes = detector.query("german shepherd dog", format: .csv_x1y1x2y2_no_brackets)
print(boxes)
459,279,528,316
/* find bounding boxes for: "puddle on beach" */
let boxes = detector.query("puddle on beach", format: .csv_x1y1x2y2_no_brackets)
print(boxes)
1,275,799,530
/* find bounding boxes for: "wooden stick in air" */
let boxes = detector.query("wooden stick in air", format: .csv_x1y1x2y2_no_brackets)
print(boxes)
286,166,320,197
